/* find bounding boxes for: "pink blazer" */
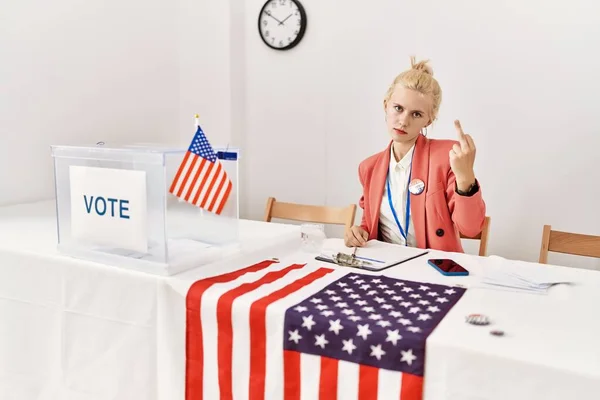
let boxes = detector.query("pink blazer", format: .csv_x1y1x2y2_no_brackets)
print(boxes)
358,134,486,253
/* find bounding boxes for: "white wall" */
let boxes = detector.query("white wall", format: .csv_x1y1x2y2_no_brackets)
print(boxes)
239,0,600,269
0,0,179,206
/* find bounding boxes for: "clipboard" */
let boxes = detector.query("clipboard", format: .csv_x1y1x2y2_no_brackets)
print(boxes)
315,250,429,272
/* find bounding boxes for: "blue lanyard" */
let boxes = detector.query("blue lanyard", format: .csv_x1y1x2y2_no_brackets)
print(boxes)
386,165,411,246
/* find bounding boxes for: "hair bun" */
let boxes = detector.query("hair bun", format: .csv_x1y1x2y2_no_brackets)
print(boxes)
410,56,433,76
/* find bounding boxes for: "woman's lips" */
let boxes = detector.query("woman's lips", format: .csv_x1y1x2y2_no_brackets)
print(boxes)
394,128,408,135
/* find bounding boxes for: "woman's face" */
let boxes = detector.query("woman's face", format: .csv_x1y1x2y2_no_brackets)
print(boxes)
385,85,432,144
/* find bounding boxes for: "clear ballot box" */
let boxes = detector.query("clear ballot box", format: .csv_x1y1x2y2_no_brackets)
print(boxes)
50,142,240,275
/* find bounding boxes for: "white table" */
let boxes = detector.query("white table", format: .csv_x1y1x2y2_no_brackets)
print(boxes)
161,244,600,399
0,200,301,400
2,201,600,400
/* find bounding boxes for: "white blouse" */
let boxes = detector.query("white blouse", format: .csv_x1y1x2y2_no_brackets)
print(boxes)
378,145,417,247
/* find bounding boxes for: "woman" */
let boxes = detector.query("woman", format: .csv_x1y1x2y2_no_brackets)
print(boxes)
344,57,486,253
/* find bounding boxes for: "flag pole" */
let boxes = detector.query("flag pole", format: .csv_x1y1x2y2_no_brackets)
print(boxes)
194,113,205,217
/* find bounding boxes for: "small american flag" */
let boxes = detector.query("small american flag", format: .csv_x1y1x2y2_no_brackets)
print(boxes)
169,124,232,214
185,260,465,399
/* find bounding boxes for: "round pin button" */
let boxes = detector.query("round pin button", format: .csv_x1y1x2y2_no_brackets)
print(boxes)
408,179,425,195
465,314,490,326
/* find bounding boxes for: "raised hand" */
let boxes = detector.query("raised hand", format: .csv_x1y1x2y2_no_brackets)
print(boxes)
449,120,476,191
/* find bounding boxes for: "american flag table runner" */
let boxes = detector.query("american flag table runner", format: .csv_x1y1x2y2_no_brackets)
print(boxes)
185,260,466,400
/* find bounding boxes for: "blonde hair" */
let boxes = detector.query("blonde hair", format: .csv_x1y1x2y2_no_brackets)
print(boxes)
383,56,442,123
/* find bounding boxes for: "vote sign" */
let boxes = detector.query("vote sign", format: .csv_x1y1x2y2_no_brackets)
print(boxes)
69,166,148,253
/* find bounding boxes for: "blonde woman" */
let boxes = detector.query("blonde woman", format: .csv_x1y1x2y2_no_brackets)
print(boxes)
345,57,486,252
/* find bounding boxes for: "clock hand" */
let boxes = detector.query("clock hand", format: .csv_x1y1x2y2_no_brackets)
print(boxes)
279,14,292,25
265,10,283,24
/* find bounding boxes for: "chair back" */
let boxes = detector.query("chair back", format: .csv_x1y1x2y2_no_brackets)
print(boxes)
263,197,356,230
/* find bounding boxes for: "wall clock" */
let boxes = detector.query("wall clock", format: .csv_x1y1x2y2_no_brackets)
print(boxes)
258,0,307,51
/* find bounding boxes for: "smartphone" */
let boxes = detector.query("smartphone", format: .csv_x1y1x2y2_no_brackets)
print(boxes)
427,259,469,276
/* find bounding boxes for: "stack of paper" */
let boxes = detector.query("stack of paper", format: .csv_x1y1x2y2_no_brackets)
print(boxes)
480,257,572,294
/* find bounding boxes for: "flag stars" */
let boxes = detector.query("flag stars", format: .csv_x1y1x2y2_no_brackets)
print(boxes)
436,297,449,304
418,300,431,306
349,294,361,299
315,304,329,310
314,334,329,349
288,330,302,344
362,306,375,313
348,315,362,322
401,349,417,365
310,298,322,304
367,290,378,296
374,297,386,304
357,324,372,340
381,304,394,310
409,307,421,314
417,314,432,321
335,302,349,308
302,315,316,330
330,296,342,302
384,290,396,295
401,287,414,293
377,284,389,289
407,326,422,333
329,319,344,335
342,339,357,355
445,288,457,295
368,314,382,321
419,285,430,291
386,329,402,346
337,282,348,288
342,288,354,293
400,302,412,308
321,310,335,317
370,344,386,360
389,310,403,318
325,290,336,295
394,282,405,287
409,294,422,299
341,309,355,316
360,284,371,290
427,292,439,297
427,305,441,313
398,318,412,326
294,306,307,313
392,295,404,301
355,300,368,306
376,320,391,328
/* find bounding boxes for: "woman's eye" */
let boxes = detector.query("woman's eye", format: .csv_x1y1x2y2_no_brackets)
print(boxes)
394,106,402,112
413,112,422,118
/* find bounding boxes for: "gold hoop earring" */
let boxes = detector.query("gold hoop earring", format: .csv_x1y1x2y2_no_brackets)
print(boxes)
422,127,428,136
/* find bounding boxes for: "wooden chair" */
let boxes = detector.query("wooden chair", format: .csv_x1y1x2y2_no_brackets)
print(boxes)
263,197,357,230
538,225,600,264
460,216,491,256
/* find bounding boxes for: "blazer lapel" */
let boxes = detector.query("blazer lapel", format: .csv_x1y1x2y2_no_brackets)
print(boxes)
368,142,392,239
410,134,430,249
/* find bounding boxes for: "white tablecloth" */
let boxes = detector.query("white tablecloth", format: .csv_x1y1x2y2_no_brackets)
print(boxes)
0,200,301,400
2,201,600,399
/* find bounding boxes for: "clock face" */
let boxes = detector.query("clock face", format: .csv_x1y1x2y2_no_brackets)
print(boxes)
258,0,307,51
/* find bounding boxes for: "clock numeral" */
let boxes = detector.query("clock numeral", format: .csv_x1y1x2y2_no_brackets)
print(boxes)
271,37,275,43
279,0,286,5
270,1,276,7
279,40,283,47
262,19,268,26
287,37,292,42
297,19,301,26
265,30,270,37
294,30,299,35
